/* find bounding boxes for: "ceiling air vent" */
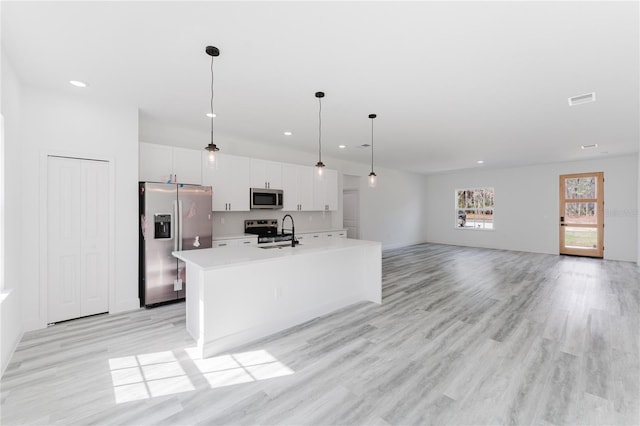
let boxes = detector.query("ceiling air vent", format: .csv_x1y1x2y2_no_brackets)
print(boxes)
568,92,596,106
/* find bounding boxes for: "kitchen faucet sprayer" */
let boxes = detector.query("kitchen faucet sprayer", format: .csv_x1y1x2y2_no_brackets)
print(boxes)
281,214,299,247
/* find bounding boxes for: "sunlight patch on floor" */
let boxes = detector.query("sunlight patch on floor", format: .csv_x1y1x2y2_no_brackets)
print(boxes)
109,351,195,403
186,348,294,389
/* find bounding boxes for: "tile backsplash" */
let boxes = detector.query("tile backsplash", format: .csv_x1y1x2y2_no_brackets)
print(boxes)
212,210,337,237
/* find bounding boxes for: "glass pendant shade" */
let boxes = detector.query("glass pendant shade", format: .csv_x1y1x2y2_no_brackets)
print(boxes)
205,142,219,168
368,171,377,188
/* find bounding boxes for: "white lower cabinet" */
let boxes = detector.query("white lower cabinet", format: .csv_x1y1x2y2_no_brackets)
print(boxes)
324,230,347,238
213,237,258,248
297,230,347,241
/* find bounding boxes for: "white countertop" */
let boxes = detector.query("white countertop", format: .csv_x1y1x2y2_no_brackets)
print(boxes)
173,237,379,271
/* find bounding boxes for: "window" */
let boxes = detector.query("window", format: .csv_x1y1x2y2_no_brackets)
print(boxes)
456,187,494,230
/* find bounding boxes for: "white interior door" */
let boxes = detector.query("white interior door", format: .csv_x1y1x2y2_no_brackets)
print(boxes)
343,189,360,239
48,156,109,323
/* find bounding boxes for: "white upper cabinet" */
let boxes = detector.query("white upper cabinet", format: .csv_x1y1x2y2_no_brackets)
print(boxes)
313,168,338,211
141,143,338,212
139,142,202,185
172,147,203,185
139,143,173,183
202,153,251,211
250,159,283,189
282,163,315,211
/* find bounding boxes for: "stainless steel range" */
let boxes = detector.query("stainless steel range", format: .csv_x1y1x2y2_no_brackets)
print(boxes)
244,219,293,244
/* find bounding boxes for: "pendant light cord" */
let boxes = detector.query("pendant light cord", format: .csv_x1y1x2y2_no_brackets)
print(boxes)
318,96,322,163
370,117,374,173
210,54,215,144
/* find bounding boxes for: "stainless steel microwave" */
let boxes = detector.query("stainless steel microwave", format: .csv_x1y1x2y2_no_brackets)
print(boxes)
250,188,283,209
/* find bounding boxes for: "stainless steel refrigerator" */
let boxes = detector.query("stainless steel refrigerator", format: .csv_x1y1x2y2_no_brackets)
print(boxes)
139,182,213,307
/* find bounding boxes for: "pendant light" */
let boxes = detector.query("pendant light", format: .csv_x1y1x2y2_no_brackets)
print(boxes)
314,91,326,178
368,113,377,188
204,45,220,166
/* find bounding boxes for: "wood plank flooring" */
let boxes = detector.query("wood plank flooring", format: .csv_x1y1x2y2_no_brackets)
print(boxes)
1,243,639,425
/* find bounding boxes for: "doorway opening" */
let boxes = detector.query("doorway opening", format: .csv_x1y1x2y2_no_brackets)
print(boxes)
559,172,604,258
343,175,360,239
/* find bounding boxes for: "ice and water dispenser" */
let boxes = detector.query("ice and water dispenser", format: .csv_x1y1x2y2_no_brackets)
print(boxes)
154,214,172,239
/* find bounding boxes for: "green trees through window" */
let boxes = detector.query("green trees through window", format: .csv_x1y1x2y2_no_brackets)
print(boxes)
456,187,494,229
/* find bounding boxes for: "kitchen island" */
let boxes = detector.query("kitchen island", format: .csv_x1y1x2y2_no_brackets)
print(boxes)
173,238,381,358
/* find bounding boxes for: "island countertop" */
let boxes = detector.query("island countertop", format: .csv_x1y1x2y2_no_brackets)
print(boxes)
172,237,382,358
172,237,380,270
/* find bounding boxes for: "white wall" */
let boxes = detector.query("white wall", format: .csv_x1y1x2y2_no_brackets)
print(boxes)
19,86,139,331
426,155,638,262
1,51,24,376
141,118,429,250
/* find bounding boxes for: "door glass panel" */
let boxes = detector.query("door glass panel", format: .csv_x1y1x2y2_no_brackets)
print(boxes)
564,226,598,249
564,202,597,224
565,177,596,199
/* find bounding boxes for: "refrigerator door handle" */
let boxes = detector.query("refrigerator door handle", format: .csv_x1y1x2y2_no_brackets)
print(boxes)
178,200,184,251
173,200,179,252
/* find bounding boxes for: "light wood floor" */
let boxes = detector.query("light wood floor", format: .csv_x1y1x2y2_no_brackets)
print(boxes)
2,244,639,425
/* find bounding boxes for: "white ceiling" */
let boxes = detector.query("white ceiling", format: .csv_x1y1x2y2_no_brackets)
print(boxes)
2,1,638,174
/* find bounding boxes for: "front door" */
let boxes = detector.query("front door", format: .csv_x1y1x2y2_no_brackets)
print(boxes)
559,172,604,258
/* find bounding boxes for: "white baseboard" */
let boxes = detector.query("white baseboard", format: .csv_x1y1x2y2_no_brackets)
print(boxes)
111,297,141,314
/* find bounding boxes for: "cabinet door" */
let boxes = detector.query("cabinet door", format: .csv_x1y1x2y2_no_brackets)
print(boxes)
213,240,236,248
251,159,282,189
172,147,203,185
282,164,315,211
313,168,338,211
297,166,315,211
203,153,251,211
323,169,338,211
202,153,227,211
139,142,173,183
281,163,299,211
226,155,251,211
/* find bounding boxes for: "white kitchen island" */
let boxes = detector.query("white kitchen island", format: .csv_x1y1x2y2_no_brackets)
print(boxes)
173,238,382,358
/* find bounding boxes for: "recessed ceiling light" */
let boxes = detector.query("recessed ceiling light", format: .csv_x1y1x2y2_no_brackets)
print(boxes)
69,80,88,88
581,144,599,150
477,160,484,164
206,113,217,118
568,92,596,106
284,131,292,136
338,144,346,149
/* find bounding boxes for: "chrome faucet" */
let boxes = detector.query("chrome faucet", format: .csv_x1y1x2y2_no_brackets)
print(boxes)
281,214,299,247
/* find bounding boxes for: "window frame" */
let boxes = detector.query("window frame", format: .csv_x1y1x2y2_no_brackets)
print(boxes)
455,187,495,231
